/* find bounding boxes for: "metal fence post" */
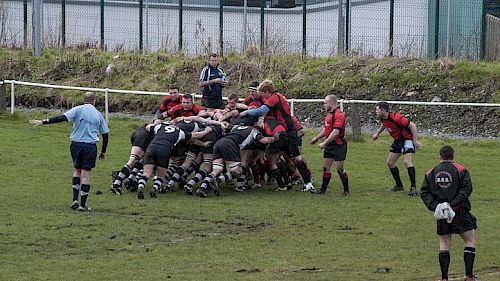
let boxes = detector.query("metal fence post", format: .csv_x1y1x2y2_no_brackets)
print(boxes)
62,0,66,48
23,0,28,48
219,0,224,57
290,99,295,116
100,0,105,50
389,0,394,56
179,0,183,51
243,0,248,52
480,0,486,59
302,0,307,57
139,0,143,51
260,0,265,54
434,0,440,58
10,81,15,114
33,0,42,56
337,0,345,55
105,88,109,124
345,0,350,55
145,0,149,52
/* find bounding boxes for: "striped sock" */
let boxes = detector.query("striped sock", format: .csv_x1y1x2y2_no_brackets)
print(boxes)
72,177,80,202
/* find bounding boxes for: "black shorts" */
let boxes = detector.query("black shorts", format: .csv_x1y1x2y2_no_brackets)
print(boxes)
213,138,240,162
201,97,225,109
144,144,171,169
437,210,477,235
268,140,287,154
324,142,347,161
390,139,415,154
70,142,97,170
284,130,301,158
130,127,153,150
171,141,189,158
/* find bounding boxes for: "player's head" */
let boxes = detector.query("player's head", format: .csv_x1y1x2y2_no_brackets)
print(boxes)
375,101,390,118
256,116,265,129
439,145,454,161
258,79,275,98
208,53,219,68
249,81,260,98
181,94,194,110
168,84,180,100
83,92,96,105
324,95,338,112
227,93,239,110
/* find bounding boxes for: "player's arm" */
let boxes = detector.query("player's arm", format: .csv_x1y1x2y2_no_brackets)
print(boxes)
236,103,249,110
241,105,270,117
186,139,212,147
450,169,473,210
420,174,438,211
191,126,213,139
321,128,339,147
99,133,109,160
408,121,422,148
257,133,280,145
29,115,68,126
310,128,325,144
372,124,386,140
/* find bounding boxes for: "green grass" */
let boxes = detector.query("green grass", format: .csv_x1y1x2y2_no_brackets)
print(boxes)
1,112,500,281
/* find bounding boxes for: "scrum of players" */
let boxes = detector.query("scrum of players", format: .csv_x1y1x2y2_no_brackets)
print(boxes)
109,80,325,199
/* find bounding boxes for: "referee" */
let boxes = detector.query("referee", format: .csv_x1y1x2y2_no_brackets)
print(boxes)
30,92,109,212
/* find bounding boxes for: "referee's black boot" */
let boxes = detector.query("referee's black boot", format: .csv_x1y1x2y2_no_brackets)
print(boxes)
390,185,404,192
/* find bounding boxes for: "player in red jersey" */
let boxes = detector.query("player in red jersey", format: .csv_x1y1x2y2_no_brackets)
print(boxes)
372,101,421,196
310,95,349,196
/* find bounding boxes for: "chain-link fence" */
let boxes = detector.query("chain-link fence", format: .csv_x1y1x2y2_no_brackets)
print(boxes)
0,0,498,60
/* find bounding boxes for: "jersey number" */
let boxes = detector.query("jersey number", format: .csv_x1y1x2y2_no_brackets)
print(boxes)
164,126,176,133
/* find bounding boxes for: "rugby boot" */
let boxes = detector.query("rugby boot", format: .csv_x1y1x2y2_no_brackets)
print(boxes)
209,178,220,196
342,190,350,197
301,182,315,192
137,188,145,200
184,183,194,195
390,185,404,192
195,188,208,198
78,205,92,212
313,188,326,195
149,187,157,198
109,185,122,196
407,186,419,196
71,200,79,210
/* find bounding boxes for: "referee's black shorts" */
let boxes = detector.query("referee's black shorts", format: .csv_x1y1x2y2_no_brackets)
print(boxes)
437,210,477,235
70,142,97,170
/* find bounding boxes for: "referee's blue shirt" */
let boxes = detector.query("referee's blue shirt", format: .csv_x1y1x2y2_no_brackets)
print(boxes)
64,104,109,144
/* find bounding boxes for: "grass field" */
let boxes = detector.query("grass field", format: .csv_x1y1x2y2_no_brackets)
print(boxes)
1,112,499,281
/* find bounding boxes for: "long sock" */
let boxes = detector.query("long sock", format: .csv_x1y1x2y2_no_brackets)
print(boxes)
272,168,285,188
464,247,476,278
277,161,291,185
166,166,178,179
113,165,131,186
152,177,164,191
439,250,450,280
339,171,349,192
188,170,208,187
390,167,404,187
250,164,261,184
321,172,331,191
72,177,80,202
296,160,312,184
217,172,233,184
137,175,147,190
407,166,416,187
80,184,90,207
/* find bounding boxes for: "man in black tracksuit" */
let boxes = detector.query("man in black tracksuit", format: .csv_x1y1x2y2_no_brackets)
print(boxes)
420,145,478,281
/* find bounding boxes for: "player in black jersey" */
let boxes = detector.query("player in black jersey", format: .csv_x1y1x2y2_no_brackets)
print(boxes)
196,123,280,198
136,123,212,199
164,116,227,194
110,125,155,196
